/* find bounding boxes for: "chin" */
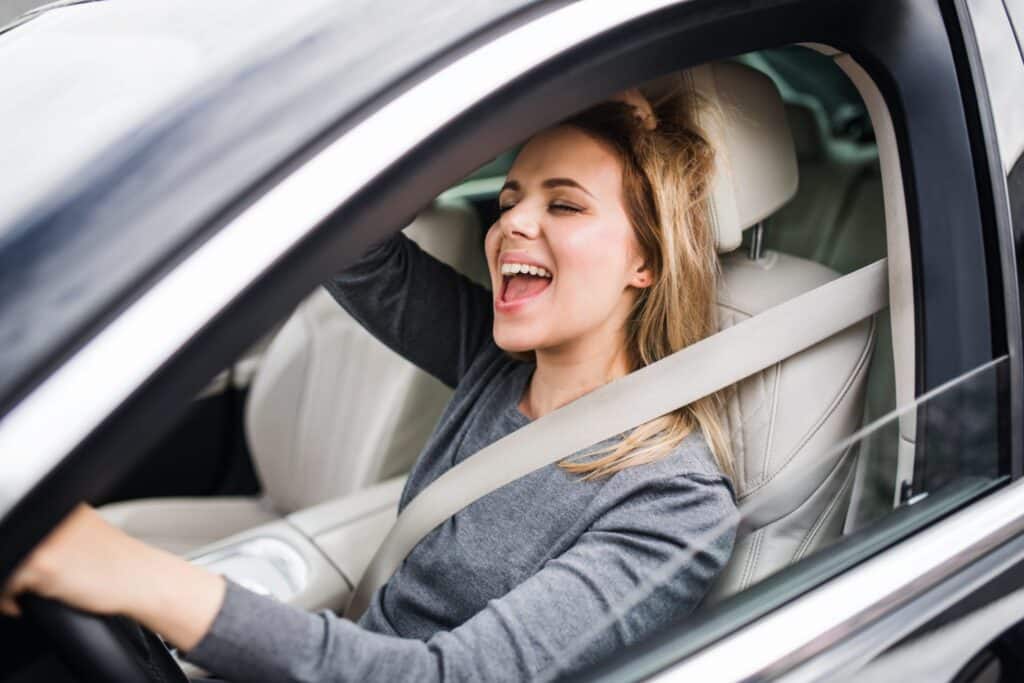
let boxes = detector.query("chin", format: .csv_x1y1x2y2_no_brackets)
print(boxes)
492,326,542,354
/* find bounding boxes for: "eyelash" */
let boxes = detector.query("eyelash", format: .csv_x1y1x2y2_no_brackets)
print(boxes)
498,202,581,214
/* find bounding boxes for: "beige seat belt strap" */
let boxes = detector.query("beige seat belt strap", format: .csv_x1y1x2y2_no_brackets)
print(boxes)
345,258,888,619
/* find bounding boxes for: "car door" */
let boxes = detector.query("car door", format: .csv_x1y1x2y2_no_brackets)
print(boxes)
802,3,1024,679
0,0,1020,680
569,1,1024,681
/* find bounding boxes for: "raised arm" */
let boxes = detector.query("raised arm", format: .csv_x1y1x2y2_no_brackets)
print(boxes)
183,473,738,682
324,231,494,388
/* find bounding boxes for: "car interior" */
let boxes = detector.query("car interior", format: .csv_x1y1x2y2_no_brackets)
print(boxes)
87,42,913,654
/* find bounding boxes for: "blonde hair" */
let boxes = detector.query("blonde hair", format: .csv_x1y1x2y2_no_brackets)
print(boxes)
548,89,734,480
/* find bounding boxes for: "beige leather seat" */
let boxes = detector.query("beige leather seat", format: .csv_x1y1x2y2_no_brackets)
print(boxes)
101,199,488,554
643,62,879,599
763,96,894,529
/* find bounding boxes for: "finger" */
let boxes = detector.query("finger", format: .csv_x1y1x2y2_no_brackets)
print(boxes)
1,571,23,599
4,557,40,592
0,594,22,618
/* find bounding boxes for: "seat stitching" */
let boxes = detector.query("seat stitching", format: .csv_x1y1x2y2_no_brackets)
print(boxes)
739,369,762,489
732,384,747,487
743,529,761,589
794,448,857,560
717,301,755,318
741,528,764,590
759,363,782,488
746,447,851,554
740,315,877,499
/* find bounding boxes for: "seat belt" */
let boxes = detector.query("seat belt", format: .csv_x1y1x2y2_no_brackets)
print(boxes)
344,257,889,619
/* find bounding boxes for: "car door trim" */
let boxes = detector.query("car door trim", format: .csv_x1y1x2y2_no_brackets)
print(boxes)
779,517,1024,682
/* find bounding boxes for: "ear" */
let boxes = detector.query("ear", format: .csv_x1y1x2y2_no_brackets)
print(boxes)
629,261,653,289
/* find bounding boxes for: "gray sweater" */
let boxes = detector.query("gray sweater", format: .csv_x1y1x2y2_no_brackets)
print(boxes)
184,233,738,682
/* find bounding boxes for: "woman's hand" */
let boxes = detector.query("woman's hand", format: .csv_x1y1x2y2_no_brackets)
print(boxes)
0,504,226,651
2,504,149,617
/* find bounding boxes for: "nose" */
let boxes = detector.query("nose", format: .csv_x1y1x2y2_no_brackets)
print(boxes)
500,202,541,240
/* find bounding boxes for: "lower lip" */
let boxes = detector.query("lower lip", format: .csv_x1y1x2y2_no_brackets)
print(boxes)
494,279,552,314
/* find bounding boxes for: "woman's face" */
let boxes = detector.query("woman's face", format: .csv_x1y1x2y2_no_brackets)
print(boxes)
485,125,652,355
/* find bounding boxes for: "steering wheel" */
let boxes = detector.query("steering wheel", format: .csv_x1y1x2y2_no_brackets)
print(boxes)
19,594,188,683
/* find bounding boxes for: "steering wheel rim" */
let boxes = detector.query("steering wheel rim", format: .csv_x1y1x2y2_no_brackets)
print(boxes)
19,593,188,683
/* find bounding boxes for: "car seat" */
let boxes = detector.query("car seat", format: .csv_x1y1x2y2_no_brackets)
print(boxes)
762,95,894,529
642,62,879,598
100,199,488,554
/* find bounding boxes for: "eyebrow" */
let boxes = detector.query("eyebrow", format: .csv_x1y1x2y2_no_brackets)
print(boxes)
499,178,595,198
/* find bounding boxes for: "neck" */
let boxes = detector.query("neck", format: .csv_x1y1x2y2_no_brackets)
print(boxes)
519,332,632,420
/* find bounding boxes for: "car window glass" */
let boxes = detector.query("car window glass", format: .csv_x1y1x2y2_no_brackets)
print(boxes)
967,0,1024,175
743,46,873,143
964,0,1024,417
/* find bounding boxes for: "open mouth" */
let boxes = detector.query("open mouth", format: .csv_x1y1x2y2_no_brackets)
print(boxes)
498,264,553,307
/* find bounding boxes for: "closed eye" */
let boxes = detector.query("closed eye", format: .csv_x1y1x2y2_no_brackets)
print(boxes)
550,202,582,214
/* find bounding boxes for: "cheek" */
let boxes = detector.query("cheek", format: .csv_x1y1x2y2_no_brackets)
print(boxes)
484,222,500,251
483,225,501,278
553,221,634,294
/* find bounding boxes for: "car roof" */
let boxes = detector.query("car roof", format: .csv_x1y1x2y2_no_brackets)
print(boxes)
0,0,346,232
0,0,544,414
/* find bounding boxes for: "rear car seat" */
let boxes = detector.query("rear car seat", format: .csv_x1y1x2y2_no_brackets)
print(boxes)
100,199,488,554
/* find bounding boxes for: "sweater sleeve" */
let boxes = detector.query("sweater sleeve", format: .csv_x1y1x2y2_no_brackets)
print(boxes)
182,474,738,683
323,232,494,388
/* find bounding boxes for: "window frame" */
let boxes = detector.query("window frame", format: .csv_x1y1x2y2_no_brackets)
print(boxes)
933,0,1024,486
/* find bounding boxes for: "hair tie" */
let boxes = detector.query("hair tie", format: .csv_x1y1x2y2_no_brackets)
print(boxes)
611,88,658,131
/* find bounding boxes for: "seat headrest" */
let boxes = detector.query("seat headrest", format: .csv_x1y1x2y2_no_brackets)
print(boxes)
643,62,799,253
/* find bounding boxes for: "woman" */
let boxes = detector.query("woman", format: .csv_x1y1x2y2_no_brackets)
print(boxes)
1,87,739,682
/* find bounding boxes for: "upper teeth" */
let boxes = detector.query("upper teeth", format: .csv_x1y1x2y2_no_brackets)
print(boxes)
501,263,552,277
